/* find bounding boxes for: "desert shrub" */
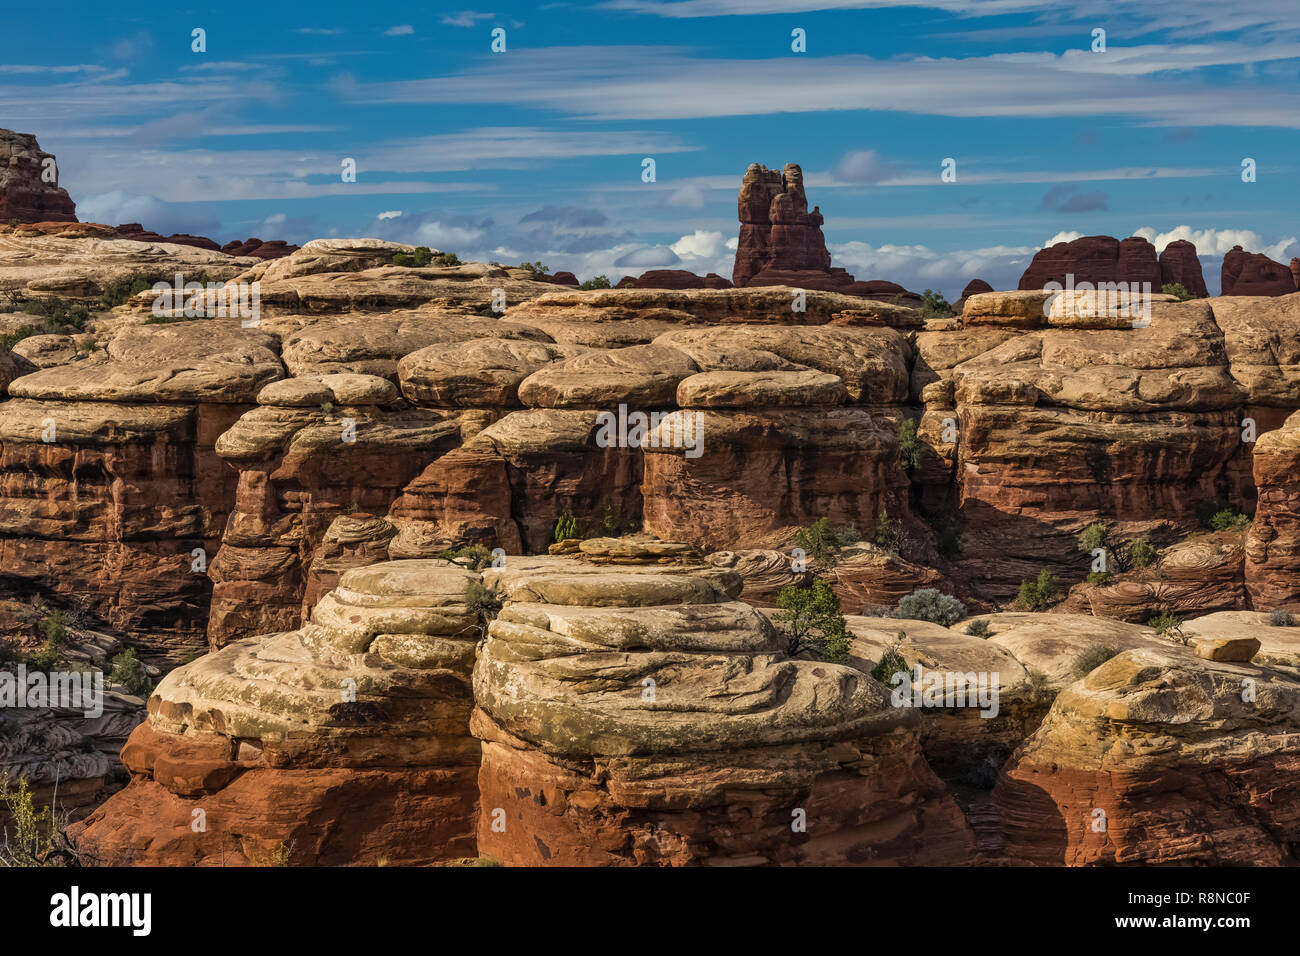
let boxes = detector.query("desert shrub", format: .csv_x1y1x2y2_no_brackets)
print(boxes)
928,512,961,559
26,613,69,670
773,579,850,664
22,296,89,330
870,632,911,686
1197,500,1251,531
0,773,79,866
109,648,151,696
601,503,626,537
579,275,611,290
519,261,549,276
1086,571,1112,586
0,326,41,351
1077,522,1108,555
1128,537,1158,569
1269,609,1296,627
1161,282,1196,301
432,251,461,267
464,580,503,638
1148,611,1186,643
392,246,433,268
1017,569,1061,611
553,512,579,543
1023,668,1052,699
871,509,905,554
896,418,921,472
795,517,858,564
919,289,954,317
965,619,991,638
439,544,494,571
98,273,159,309
1071,645,1119,679
895,588,966,626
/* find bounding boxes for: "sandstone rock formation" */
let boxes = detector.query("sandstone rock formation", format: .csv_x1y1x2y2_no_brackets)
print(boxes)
1221,246,1298,296
733,163,831,288
0,130,76,224
70,560,483,865
0,321,282,662
473,561,973,865
1158,239,1208,297
1246,409,1300,608
1017,235,1162,291
205,374,463,647
996,645,1300,864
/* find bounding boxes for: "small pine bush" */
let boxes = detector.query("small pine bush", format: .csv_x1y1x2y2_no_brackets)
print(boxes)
1017,569,1061,611
553,512,579,543
896,418,921,472
1128,537,1157,569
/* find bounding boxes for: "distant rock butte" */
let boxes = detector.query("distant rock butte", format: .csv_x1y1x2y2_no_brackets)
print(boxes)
0,130,77,223
1017,235,1165,292
730,162,920,302
1222,245,1298,296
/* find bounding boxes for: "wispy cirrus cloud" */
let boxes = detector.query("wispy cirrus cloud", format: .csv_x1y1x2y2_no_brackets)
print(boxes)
346,45,1300,127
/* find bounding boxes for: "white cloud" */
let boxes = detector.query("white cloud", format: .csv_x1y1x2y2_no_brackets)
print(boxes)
384,24,415,36
377,210,403,220
415,221,487,248
352,46,1300,128
666,183,709,208
829,240,1038,299
440,11,497,27
670,229,724,259
1043,231,1083,246
1130,224,1294,258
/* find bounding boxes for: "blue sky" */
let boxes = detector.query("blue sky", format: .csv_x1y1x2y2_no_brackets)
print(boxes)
5,0,1299,295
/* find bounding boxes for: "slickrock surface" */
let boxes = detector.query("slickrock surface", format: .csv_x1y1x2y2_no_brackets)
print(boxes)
280,309,550,380
69,560,484,866
0,130,77,223
1181,610,1300,669
473,563,973,865
995,645,1300,864
232,240,561,315
0,228,254,298
0,624,146,822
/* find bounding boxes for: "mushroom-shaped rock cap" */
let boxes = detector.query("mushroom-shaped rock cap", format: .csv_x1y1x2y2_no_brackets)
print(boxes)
517,343,698,408
257,372,398,407
398,336,568,407
677,369,847,408
8,320,284,403
474,585,914,758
